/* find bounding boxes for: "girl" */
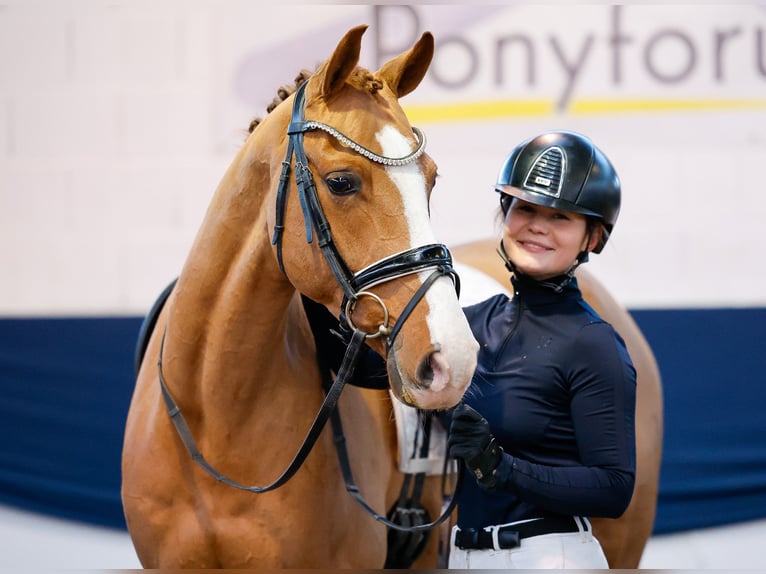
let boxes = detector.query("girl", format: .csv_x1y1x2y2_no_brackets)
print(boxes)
446,130,636,569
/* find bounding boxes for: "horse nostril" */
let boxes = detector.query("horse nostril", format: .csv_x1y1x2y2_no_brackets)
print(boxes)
416,345,447,390
416,355,435,388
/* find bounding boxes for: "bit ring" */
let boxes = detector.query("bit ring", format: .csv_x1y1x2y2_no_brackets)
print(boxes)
344,291,391,339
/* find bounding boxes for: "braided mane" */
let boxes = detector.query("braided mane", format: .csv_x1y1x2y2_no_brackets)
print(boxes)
248,69,312,134
247,68,384,135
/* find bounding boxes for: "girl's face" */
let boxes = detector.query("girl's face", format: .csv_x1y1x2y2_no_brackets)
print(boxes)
502,197,600,281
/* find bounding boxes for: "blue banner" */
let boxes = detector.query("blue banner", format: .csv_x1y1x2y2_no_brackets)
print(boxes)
1,309,765,534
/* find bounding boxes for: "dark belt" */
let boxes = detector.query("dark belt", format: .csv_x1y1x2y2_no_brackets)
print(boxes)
454,516,585,550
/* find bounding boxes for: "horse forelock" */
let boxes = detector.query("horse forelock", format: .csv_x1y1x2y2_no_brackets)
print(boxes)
348,68,383,94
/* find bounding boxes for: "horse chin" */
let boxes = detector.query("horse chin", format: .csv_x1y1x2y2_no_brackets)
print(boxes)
386,345,467,411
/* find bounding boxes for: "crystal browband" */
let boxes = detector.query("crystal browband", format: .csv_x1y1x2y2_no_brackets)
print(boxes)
302,121,426,166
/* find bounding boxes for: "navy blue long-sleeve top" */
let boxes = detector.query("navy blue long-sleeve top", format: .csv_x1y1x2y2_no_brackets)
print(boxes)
453,273,637,529
301,271,637,529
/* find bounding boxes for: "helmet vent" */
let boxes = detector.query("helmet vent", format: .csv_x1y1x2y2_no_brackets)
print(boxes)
523,146,565,198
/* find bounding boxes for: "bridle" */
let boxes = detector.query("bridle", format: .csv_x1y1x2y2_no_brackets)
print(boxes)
157,79,462,534
272,81,459,349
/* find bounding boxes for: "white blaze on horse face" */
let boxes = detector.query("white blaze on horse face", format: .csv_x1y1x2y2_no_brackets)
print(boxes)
376,126,478,405
375,125,434,247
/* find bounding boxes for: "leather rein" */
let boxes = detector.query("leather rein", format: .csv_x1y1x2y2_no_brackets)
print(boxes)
156,79,461,532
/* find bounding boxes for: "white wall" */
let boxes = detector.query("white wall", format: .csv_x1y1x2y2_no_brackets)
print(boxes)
1,2,765,315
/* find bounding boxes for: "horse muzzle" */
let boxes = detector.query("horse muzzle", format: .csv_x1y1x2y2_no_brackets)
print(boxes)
386,332,478,411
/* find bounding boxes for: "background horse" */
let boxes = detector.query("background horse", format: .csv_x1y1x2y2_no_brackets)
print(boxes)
121,26,479,568
449,239,664,568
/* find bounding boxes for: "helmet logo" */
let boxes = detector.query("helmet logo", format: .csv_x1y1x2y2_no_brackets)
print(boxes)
523,146,565,198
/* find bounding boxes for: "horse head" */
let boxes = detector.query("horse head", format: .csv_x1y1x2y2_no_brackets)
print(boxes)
259,25,478,410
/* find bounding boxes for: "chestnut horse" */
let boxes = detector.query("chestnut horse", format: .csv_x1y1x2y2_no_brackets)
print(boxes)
122,26,479,568
449,239,664,568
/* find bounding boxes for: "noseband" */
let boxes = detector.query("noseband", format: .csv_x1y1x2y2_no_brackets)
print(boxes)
271,81,459,349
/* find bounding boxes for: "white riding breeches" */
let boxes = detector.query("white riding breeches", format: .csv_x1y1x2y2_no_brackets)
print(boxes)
448,517,609,569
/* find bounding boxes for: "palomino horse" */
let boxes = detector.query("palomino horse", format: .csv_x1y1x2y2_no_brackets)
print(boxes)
449,239,664,568
122,26,479,568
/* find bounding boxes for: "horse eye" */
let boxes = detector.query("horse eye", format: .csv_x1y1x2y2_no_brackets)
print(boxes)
325,173,360,196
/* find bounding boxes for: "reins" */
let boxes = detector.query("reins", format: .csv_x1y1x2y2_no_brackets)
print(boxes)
156,78,462,530
158,324,369,493
326,382,463,534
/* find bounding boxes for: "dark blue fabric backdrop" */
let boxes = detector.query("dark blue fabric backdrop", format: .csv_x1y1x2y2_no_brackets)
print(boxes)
0,317,138,528
1,308,765,534
632,308,766,533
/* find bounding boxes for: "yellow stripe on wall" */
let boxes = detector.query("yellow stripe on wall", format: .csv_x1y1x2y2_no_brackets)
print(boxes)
572,99,766,114
403,100,554,122
403,99,766,123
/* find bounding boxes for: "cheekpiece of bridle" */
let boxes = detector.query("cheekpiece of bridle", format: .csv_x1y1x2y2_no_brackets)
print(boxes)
156,79,463,536
271,80,460,350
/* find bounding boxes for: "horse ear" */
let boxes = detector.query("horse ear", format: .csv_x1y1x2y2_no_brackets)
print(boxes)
378,32,434,98
319,25,367,99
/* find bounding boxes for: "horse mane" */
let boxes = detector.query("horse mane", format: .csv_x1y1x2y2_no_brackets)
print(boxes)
247,67,384,135
247,69,312,134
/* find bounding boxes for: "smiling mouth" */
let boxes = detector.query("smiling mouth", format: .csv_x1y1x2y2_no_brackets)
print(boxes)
519,240,552,252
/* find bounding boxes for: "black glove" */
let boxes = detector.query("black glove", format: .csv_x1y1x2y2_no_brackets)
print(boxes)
448,403,503,489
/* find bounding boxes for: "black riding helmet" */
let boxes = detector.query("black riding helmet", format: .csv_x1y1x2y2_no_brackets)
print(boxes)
495,130,621,254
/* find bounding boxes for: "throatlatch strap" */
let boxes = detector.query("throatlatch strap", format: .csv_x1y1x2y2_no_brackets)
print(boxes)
270,139,294,275
280,81,357,300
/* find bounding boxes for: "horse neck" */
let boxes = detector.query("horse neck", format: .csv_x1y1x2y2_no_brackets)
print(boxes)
163,133,308,405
